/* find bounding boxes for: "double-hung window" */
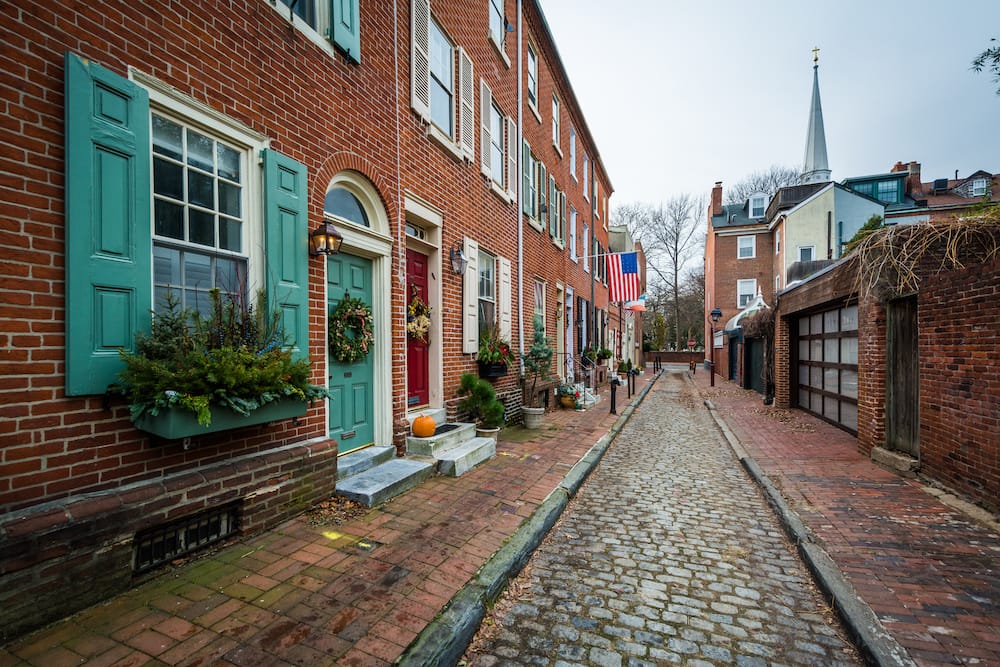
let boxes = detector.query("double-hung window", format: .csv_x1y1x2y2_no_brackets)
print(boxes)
736,235,755,260
488,0,504,50
480,81,516,198
582,153,589,200
428,19,454,137
737,279,756,308
798,246,815,262
972,177,988,197
551,95,561,150
582,225,590,272
569,126,576,179
275,0,360,62
489,103,504,187
522,141,537,219
527,45,538,109
478,250,496,339
534,280,546,329
569,207,578,261
750,194,766,218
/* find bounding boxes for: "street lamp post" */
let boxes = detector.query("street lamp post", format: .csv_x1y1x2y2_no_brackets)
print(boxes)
709,307,722,387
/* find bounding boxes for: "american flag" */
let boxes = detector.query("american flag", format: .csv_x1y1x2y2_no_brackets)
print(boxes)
606,251,640,302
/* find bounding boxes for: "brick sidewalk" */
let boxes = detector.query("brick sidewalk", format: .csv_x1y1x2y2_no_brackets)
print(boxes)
690,369,1000,667
0,374,650,667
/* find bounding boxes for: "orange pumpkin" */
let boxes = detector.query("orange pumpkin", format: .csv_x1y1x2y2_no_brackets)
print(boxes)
412,414,436,438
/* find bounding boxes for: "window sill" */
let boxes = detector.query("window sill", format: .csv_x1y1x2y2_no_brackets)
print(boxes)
552,143,563,159
551,237,565,250
489,35,511,68
529,103,542,125
525,215,544,232
490,180,512,204
426,124,465,163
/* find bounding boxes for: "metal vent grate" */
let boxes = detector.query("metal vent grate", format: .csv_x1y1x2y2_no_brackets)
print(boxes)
133,503,240,573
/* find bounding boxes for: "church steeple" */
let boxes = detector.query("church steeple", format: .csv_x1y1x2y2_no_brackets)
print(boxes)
800,48,831,184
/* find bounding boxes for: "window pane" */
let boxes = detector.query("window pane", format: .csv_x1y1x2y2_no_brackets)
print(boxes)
184,252,212,290
152,115,182,159
824,338,838,361
809,365,822,389
824,310,839,332
216,257,243,294
430,80,452,135
154,200,184,239
824,368,839,392
187,129,214,172
840,305,858,331
799,389,810,407
810,392,822,413
219,216,241,252
841,370,858,398
153,157,183,199
189,209,215,246
153,245,180,287
324,187,369,227
216,144,240,182
188,170,215,209
810,314,822,334
799,339,809,360
798,317,809,336
840,337,858,364
824,396,839,419
841,402,858,430
218,181,240,217
798,365,809,386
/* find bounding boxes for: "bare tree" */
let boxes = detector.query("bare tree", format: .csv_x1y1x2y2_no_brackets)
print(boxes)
972,37,1000,94
724,164,800,205
615,195,706,351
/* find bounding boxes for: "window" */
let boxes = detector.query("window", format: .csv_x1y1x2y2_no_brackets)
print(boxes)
852,181,874,197
737,235,755,259
489,103,503,186
582,225,590,272
775,275,781,293
325,187,369,228
522,140,537,218
875,179,899,203
583,153,589,200
972,178,989,197
151,114,249,315
569,207,578,261
776,228,781,254
277,0,316,28
737,279,756,308
478,249,496,338
534,279,545,328
527,45,538,109
552,95,560,150
65,55,306,396
750,194,766,218
798,246,815,262
275,1,362,63
428,18,454,137
569,126,577,179
488,0,504,50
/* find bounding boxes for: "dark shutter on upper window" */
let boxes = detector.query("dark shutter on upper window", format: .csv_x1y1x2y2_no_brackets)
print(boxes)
263,150,310,361
330,0,361,64
64,52,152,396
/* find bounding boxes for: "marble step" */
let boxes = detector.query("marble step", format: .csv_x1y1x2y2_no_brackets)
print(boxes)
436,436,496,477
335,458,434,507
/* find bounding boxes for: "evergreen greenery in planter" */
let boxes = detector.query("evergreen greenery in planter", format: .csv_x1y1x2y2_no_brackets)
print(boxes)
112,290,328,431
456,372,505,428
523,314,554,408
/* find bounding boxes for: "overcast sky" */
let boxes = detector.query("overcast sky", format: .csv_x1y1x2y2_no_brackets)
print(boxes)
539,0,1000,208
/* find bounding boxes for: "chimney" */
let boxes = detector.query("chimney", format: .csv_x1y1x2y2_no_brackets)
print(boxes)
890,161,906,173
711,181,723,217
906,161,921,196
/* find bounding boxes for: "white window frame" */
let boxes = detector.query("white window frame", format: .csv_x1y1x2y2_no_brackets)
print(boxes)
527,43,538,112
569,126,577,180
569,206,578,261
582,225,590,273
775,274,781,293
737,235,755,259
776,228,781,254
534,279,546,329
488,0,504,51
583,153,589,200
737,279,756,308
478,249,496,339
798,246,815,262
750,194,766,218
428,17,455,139
551,94,561,152
972,177,988,196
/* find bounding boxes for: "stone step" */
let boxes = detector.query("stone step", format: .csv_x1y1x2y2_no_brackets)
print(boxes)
335,458,434,507
406,407,447,427
336,445,395,481
406,422,477,457
436,436,496,477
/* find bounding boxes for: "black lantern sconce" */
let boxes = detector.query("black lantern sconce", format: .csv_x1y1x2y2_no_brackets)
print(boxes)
309,221,344,256
449,242,468,275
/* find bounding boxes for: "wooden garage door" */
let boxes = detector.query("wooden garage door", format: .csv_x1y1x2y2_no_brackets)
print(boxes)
796,304,859,433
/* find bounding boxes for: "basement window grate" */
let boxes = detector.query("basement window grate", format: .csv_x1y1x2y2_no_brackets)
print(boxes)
133,503,240,573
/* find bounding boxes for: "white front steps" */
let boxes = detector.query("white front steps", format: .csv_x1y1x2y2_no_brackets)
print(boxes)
335,457,434,507
406,422,496,477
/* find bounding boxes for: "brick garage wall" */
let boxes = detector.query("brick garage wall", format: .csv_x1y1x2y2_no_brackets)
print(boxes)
0,438,337,641
913,260,1000,511
856,299,887,457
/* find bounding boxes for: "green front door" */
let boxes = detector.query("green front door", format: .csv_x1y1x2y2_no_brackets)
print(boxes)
328,254,375,454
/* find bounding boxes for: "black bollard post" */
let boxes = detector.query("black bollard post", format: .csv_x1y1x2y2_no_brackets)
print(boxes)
610,379,617,414
630,369,636,395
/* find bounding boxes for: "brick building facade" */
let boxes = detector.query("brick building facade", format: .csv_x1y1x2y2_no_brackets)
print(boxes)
0,0,617,638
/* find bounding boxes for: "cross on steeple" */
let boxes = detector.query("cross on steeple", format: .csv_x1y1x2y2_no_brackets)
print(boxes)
812,46,820,63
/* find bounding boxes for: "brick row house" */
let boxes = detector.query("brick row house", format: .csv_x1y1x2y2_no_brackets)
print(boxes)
705,57,1000,513
0,0,617,638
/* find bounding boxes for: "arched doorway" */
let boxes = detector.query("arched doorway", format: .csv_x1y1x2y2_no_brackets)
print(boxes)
323,172,391,455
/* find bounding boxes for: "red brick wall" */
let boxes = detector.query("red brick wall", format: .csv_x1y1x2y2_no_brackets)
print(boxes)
856,300,887,457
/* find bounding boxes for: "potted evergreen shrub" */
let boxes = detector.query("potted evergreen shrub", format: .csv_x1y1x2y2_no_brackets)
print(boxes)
112,290,329,440
522,314,553,429
456,372,505,441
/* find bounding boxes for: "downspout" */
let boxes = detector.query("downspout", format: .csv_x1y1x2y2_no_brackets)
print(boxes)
516,0,525,376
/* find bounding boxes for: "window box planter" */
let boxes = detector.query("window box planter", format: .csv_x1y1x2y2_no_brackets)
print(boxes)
477,361,508,379
133,399,308,440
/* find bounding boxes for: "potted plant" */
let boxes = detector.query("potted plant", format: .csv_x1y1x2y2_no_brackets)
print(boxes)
521,314,553,429
596,347,612,365
616,359,629,381
557,383,579,409
112,289,329,440
456,372,505,441
477,329,515,378
581,346,597,367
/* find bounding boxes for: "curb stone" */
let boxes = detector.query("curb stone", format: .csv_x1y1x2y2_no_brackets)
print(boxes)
394,371,662,666
697,376,916,667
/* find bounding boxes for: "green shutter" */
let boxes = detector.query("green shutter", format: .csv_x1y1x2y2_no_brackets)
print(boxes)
263,149,310,361
330,0,361,64
64,52,151,396
538,163,547,225
521,141,531,216
548,176,556,236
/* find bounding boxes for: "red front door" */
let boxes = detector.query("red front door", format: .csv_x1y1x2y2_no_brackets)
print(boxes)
406,249,429,408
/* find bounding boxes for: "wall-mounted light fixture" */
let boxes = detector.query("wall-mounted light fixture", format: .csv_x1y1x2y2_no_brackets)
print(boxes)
309,221,344,256
449,242,468,275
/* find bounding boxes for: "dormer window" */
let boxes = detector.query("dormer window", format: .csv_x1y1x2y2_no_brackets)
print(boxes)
972,177,989,197
749,194,766,218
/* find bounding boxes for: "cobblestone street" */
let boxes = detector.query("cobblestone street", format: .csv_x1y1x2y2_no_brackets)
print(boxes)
466,370,861,666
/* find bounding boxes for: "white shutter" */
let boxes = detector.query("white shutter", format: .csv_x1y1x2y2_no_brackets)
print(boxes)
498,256,512,342
463,237,480,354
458,48,475,161
505,116,517,199
479,80,491,177
410,0,431,120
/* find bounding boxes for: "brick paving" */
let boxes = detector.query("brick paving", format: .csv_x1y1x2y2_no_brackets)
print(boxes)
0,375,650,667
466,370,860,666
691,369,1000,667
